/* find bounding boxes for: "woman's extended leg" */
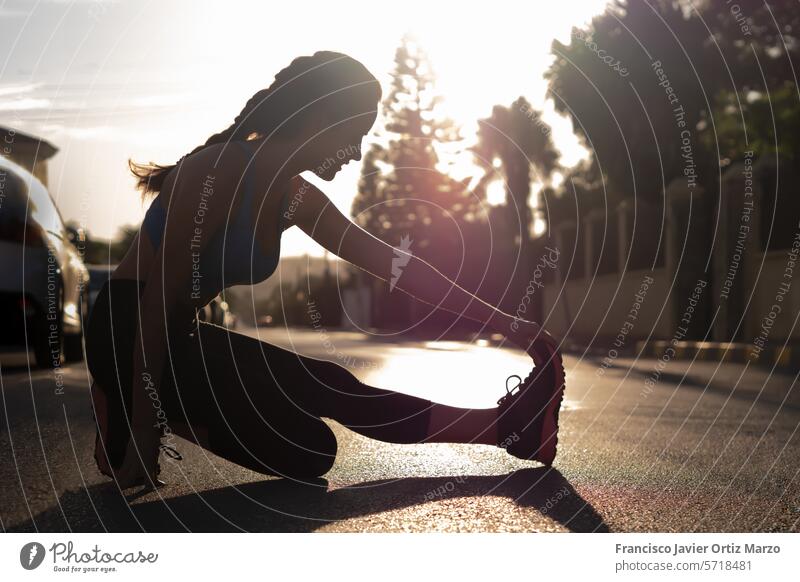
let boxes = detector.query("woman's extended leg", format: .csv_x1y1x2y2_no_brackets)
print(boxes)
289,354,500,446
249,327,498,446
170,323,500,459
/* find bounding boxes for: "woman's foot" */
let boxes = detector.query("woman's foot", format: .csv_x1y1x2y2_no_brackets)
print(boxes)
496,342,565,465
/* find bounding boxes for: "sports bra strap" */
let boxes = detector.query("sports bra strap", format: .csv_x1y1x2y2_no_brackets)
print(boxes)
142,200,167,248
144,142,263,249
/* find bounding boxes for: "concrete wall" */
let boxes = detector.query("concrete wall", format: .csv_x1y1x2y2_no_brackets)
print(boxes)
543,268,673,346
544,162,799,348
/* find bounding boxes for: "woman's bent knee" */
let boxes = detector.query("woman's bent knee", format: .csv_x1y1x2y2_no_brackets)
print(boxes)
288,423,338,478
219,420,338,479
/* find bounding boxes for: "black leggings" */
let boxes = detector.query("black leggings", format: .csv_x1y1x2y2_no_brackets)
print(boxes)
86,279,432,478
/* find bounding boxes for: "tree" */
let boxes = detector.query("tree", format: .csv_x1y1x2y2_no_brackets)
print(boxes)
546,0,800,207
711,81,800,252
544,0,800,339
546,0,715,206
472,97,559,237
352,35,480,257
73,223,137,265
470,97,559,312
711,82,800,164
351,36,495,330
700,0,800,93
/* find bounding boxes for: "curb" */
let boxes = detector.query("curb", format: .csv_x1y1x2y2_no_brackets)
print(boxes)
635,340,800,372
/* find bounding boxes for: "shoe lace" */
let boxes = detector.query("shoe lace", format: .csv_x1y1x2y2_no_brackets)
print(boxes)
498,374,522,406
159,443,183,461
497,366,539,407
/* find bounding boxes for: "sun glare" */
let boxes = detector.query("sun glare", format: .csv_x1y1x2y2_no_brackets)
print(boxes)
5,0,610,247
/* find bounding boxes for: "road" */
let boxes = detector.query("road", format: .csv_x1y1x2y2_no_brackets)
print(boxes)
2,327,798,532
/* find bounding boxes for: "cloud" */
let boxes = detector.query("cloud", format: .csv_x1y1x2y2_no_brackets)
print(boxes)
36,122,178,148
0,83,41,97
0,0,119,19
0,97,52,111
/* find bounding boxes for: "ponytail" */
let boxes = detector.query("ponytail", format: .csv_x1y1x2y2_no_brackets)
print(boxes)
129,51,380,197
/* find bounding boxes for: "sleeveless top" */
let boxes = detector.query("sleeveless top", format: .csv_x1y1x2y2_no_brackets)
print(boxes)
140,142,292,297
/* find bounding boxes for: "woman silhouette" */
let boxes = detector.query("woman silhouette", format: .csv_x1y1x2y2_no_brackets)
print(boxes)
85,51,565,489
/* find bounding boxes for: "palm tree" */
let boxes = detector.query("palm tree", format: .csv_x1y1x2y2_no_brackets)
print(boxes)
472,97,559,310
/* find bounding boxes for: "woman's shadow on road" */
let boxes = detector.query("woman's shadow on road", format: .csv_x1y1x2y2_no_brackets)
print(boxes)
10,467,608,532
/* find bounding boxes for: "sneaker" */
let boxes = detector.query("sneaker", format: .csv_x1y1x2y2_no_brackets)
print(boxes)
496,342,565,465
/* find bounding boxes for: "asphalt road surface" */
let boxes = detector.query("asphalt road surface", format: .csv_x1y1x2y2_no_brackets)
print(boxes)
2,328,798,532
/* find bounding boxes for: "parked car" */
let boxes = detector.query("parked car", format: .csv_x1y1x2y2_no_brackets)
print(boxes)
0,156,89,367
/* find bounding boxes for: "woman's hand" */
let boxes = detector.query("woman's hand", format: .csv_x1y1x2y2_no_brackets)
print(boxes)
492,314,560,368
113,425,162,490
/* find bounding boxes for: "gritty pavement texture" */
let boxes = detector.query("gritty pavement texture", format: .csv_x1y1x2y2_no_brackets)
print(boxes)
2,328,798,532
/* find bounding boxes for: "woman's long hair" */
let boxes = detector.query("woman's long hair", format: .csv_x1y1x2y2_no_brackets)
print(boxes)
129,51,381,196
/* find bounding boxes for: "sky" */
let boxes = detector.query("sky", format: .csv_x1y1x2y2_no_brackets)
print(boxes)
0,0,610,256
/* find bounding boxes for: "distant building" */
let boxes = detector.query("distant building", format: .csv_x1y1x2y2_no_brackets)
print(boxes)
0,126,58,187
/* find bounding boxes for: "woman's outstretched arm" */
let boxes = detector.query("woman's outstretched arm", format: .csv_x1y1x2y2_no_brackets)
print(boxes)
288,177,558,358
